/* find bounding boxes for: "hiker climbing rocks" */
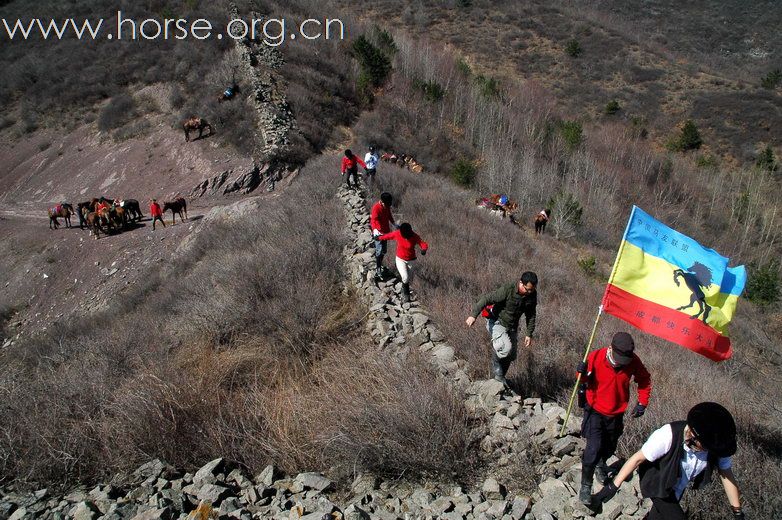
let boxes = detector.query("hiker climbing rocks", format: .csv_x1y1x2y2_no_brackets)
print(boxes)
535,209,551,235
341,149,366,189
465,272,538,390
378,222,429,303
364,145,379,191
577,332,652,506
150,199,165,231
371,192,397,280
593,402,744,519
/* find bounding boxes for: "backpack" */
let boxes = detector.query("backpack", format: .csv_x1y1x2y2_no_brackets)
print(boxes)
481,304,496,319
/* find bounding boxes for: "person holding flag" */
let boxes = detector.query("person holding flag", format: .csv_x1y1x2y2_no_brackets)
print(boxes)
562,206,745,439
577,331,652,505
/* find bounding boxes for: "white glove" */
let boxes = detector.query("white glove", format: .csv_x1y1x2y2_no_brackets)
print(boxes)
372,229,381,237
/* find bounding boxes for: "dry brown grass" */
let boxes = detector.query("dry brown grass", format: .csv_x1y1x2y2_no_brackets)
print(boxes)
0,154,475,487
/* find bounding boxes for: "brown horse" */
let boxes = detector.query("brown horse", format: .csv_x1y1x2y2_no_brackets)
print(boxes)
534,209,551,235
163,197,188,224
110,206,127,231
48,203,74,229
183,117,213,142
84,211,103,239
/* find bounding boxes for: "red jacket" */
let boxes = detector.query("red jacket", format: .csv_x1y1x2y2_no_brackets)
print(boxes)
379,229,428,261
584,347,651,416
341,155,366,173
370,202,395,234
150,202,163,217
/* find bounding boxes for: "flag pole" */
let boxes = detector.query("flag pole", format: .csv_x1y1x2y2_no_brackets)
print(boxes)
559,207,637,438
560,305,603,437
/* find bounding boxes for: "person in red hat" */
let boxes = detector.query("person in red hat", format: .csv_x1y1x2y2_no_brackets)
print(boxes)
577,332,652,505
592,401,744,519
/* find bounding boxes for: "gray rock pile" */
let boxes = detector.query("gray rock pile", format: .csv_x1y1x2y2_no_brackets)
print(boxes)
0,458,542,520
229,3,296,160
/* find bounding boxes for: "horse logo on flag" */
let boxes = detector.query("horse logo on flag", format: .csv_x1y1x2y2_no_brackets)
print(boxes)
673,262,713,323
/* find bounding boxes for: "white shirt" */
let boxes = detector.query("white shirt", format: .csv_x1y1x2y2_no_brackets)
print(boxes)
641,424,732,499
365,152,379,170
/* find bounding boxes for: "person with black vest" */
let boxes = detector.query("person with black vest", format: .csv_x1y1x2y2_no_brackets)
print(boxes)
592,402,744,519
577,332,651,505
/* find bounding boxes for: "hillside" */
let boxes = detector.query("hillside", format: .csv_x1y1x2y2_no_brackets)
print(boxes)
1,1,781,520
343,0,782,163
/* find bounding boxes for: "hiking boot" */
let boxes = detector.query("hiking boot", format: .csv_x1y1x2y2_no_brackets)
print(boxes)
401,283,411,303
579,483,592,506
580,464,595,506
375,267,383,281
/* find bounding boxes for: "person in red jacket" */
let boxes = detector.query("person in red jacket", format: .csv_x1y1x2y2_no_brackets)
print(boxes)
378,222,428,303
370,192,397,280
149,198,165,231
341,149,366,189
576,331,651,505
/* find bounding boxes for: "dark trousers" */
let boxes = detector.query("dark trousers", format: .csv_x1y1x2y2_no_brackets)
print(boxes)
345,167,358,187
152,216,166,230
581,405,624,468
644,497,685,520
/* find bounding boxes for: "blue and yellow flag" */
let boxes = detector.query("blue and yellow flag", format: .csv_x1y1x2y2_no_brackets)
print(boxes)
602,206,746,361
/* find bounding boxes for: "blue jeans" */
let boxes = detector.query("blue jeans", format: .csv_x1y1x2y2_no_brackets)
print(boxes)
374,238,387,264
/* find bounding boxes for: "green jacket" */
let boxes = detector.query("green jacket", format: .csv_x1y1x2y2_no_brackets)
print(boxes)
471,282,537,336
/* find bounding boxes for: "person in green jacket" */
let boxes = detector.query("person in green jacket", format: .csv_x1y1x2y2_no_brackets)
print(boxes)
465,272,538,389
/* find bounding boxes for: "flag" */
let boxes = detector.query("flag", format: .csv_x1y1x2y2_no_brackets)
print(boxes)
602,206,746,361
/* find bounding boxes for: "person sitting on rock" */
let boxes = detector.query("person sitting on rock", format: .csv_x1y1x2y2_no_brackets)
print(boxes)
592,402,744,520
576,332,651,506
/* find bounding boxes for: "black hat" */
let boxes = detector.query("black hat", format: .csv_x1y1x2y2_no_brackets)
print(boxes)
687,402,737,457
610,332,635,366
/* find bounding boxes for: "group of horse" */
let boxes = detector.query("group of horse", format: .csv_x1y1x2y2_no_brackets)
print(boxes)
475,195,551,235
47,197,187,239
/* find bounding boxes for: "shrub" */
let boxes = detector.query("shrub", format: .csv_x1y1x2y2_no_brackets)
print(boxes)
413,78,445,102
746,260,780,305
547,191,583,238
450,158,477,187
356,71,375,106
604,100,620,115
558,120,583,151
474,74,500,98
760,69,782,90
696,154,718,169
667,119,702,152
565,39,582,57
351,35,392,88
577,256,597,278
756,145,778,173
456,57,472,77
373,27,397,57
97,94,136,132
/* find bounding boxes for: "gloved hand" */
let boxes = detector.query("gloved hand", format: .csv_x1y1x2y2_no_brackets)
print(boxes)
420,249,427,255
577,361,588,377
372,229,381,237
631,404,646,418
592,481,618,504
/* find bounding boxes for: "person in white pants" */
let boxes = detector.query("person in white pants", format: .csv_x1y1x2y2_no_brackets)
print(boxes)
378,222,429,303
